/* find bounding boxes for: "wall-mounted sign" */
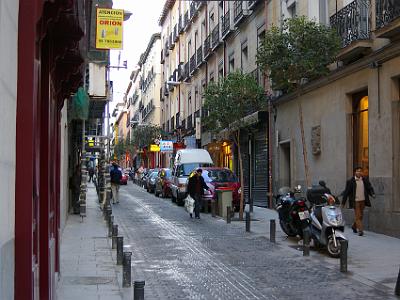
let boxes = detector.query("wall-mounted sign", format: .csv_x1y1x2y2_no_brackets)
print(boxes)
159,140,173,152
96,8,124,49
150,144,160,152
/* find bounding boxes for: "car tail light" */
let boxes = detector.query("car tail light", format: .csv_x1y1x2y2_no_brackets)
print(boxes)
297,200,305,206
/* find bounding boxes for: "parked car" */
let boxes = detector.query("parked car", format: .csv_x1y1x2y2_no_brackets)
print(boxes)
170,149,213,205
120,172,128,185
146,171,159,193
198,167,241,211
155,168,172,198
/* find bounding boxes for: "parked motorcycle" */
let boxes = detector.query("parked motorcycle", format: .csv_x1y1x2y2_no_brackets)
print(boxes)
307,181,347,258
276,185,310,238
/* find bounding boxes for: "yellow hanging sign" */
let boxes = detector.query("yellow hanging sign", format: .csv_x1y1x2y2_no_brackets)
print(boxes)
150,144,160,152
96,8,124,49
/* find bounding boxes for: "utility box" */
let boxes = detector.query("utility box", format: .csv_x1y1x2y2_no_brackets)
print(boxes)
216,188,233,218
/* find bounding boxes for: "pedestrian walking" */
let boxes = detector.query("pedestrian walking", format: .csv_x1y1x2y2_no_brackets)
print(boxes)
88,166,94,183
110,162,122,204
187,168,209,219
341,166,375,236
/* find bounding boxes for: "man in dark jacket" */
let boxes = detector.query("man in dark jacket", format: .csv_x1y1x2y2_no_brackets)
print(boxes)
110,162,122,204
342,167,375,236
187,168,209,219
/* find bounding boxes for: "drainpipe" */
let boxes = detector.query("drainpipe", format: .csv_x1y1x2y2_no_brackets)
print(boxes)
265,0,273,208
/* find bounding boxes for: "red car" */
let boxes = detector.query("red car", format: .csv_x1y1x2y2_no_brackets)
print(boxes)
200,167,241,211
119,173,128,185
155,168,172,198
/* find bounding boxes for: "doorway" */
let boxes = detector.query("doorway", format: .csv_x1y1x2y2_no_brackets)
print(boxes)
279,141,291,188
352,92,369,175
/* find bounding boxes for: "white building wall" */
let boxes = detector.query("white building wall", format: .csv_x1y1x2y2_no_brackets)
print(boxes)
0,0,18,299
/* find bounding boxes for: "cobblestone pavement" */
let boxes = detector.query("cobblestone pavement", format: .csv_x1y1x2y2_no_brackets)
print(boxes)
113,184,396,300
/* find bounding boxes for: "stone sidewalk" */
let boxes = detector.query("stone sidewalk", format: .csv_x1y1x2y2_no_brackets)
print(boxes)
235,205,400,295
56,183,124,300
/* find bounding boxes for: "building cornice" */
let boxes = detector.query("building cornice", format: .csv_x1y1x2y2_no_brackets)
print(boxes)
138,33,161,67
158,0,175,26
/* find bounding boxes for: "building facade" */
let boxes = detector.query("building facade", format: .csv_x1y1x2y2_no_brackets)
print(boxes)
159,0,271,206
271,0,400,237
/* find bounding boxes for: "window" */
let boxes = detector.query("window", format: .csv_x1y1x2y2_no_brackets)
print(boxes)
352,92,369,176
209,71,214,83
228,53,235,73
241,41,248,71
218,60,224,79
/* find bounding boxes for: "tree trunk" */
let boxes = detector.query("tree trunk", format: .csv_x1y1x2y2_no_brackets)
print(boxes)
236,131,244,221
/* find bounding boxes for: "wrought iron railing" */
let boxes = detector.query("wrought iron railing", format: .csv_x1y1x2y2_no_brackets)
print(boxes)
190,54,196,74
179,15,184,33
165,41,169,56
330,0,370,48
222,11,231,37
184,11,189,28
187,115,193,129
196,46,203,66
204,34,211,57
173,25,178,42
211,24,220,48
169,33,174,49
190,1,197,19
234,1,243,23
376,0,400,29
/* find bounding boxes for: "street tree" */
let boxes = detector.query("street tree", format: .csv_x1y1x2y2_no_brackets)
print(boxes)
256,16,340,93
203,71,265,220
131,124,161,165
256,16,340,186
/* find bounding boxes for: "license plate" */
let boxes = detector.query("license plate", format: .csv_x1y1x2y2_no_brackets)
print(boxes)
298,211,310,220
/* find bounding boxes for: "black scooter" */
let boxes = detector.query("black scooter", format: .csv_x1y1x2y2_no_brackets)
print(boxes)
276,185,310,237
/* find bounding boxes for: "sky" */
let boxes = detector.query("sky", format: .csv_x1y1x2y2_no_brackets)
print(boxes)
109,0,165,114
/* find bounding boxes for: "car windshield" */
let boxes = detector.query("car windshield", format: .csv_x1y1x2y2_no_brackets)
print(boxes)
150,172,158,178
160,169,171,179
181,164,200,176
202,169,237,183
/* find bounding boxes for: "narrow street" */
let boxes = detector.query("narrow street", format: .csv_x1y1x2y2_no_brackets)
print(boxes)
112,183,394,300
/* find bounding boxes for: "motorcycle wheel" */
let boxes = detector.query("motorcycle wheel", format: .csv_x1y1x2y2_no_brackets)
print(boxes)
279,219,297,237
327,236,342,258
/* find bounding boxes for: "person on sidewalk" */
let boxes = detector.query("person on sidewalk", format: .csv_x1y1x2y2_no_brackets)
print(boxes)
341,166,375,236
110,162,122,204
187,168,209,219
88,166,95,183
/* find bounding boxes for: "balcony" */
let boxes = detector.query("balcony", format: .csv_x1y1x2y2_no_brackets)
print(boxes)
211,24,221,50
221,10,232,39
184,11,190,30
190,1,197,20
164,82,169,96
375,0,400,39
160,49,165,64
330,0,372,62
234,1,244,24
173,24,178,42
187,114,193,129
178,63,184,81
165,41,169,56
196,46,203,67
190,54,196,75
178,15,184,33
169,33,174,50
203,35,211,59
184,62,190,81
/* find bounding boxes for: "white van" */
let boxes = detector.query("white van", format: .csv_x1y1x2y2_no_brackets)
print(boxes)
170,149,213,205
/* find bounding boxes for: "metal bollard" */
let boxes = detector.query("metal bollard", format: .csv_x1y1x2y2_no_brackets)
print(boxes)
270,219,276,243
227,206,231,224
134,280,145,300
340,239,348,273
117,236,124,265
112,224,118,249
122,252,132,288
303,229,310,256
108,219,113,238
211,200,216,217
245,211,251,232
395,266,400,296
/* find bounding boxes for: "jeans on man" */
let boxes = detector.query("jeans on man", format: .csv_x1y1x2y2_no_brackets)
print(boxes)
194,194,202,218
353,200,365,232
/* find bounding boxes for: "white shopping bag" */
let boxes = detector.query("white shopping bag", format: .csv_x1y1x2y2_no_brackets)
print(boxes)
185,195,195,214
